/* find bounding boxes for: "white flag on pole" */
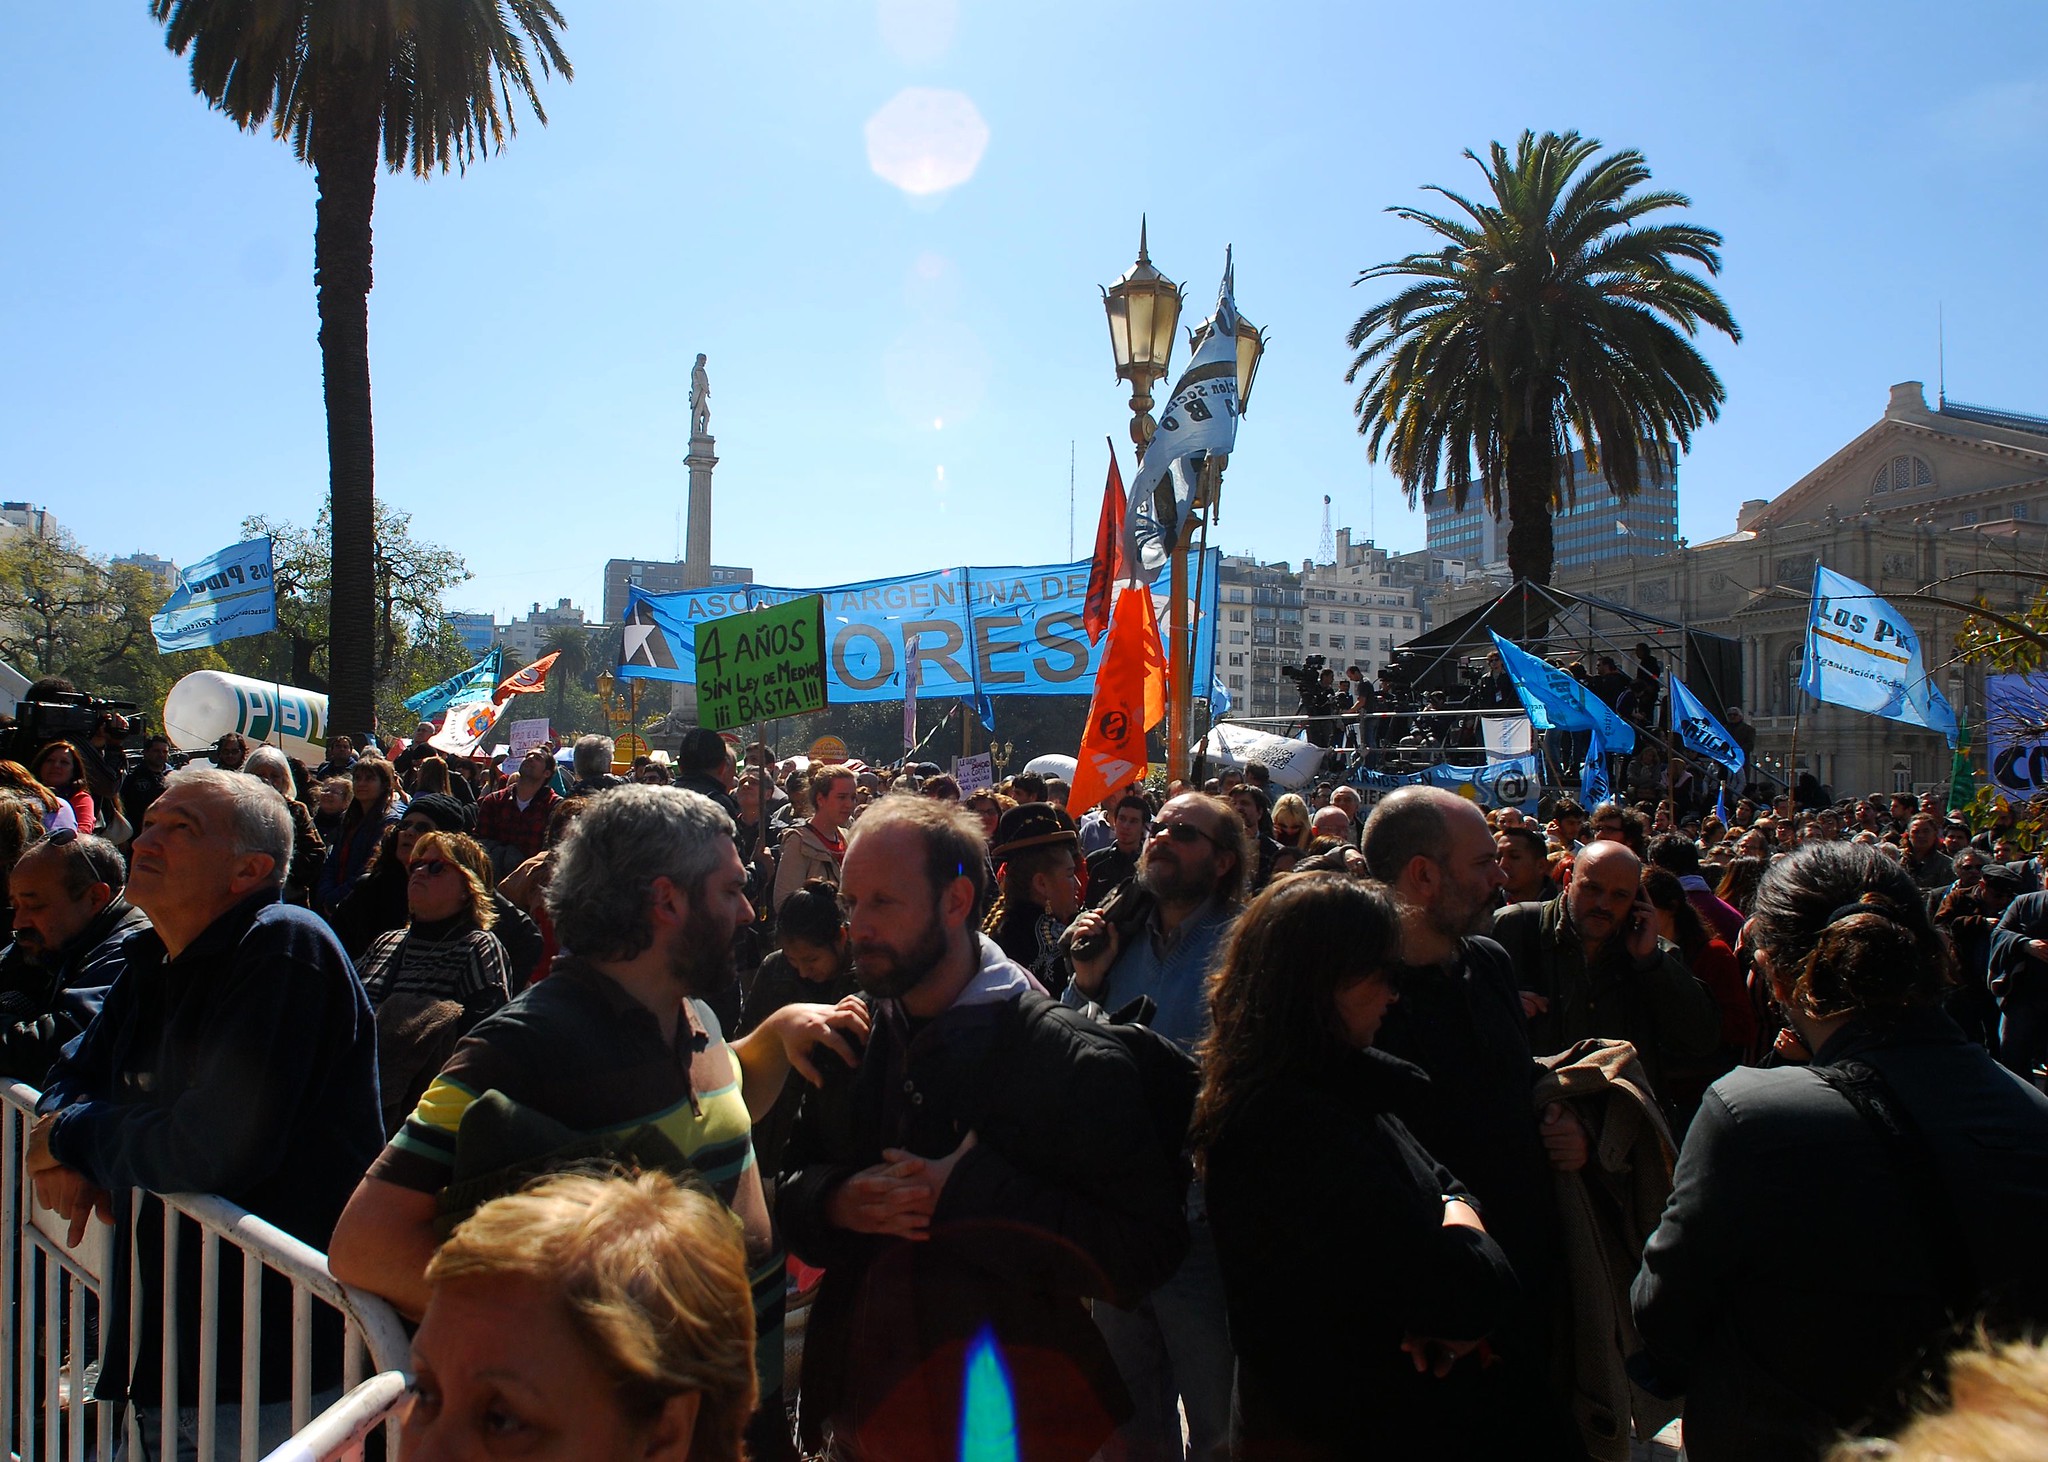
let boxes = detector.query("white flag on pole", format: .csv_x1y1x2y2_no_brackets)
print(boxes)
1125,252,1242,579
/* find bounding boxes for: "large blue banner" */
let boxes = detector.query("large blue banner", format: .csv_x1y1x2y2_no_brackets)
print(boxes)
1801,563,1958,746
617,553,1220,709
150,537,277,653
1670,673,1744,775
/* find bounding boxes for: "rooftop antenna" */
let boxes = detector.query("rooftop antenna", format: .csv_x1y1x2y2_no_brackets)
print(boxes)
1939,301,1947,407
1318,494,1335,564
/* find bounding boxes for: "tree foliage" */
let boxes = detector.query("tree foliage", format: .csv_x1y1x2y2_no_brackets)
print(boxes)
224,504,474,734
0,534,229,724
1347,129,1741,584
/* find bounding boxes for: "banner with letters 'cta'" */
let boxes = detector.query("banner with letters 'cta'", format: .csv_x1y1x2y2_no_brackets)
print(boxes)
616,554,1219,712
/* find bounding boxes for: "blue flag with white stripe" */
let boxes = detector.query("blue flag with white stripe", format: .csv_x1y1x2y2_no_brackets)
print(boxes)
1491,631,1636,807
1800,564,1958,746
150,537,277,653
405,647,503,718
1670,674,1745,775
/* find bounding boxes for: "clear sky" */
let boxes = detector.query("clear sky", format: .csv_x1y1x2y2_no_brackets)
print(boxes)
7,2,2046,625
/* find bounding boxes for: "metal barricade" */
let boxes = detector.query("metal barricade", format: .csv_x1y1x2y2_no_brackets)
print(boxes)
0,1081,412,1461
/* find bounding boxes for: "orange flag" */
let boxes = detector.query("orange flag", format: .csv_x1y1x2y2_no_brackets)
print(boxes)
494,651,560,703
1068,585,1167,817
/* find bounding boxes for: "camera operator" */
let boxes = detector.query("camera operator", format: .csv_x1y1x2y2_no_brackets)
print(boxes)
1282,655,1340,748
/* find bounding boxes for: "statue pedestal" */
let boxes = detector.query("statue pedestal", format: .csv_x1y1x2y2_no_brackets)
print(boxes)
673,431,717,715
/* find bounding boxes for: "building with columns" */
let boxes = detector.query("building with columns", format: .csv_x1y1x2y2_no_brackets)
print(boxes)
1431,382,2048,797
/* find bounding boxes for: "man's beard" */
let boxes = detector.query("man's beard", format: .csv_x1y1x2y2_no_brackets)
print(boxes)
1427,878,1493,941
1139,847,1214,907
851,908,949,1000
666,906,739,998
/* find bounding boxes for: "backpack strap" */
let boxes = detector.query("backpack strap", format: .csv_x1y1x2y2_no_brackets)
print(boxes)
1810,1057,1980,1317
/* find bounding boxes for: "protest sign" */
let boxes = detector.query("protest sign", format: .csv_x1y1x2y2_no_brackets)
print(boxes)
952,752,994,793
1987,673,2048,794
506,718,550,758
694,595,829,733
616,552,1220,712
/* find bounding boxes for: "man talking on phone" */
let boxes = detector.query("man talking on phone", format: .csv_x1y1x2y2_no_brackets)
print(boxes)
1492,838,1719,1094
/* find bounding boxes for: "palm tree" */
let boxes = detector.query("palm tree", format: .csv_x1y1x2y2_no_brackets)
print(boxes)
1347,130,1740,586
150,2,571,737
541,623,589,726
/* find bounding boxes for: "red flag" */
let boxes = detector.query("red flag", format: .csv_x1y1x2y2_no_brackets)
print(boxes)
494,651,560,704
1082,440,1128,644
1068,586,1166,816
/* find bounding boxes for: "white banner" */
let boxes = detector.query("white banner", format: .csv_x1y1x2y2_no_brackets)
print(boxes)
506,718,552,759
1197,722,1326,790
1481,716,1534,757
429,699,505,758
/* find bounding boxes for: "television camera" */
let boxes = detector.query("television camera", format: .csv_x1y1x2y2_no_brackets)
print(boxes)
3,691,146,767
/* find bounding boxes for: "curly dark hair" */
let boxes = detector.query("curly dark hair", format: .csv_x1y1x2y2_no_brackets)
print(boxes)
1190,874,1403,1157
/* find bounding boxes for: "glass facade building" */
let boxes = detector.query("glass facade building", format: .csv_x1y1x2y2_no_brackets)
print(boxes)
1423,448,1679,572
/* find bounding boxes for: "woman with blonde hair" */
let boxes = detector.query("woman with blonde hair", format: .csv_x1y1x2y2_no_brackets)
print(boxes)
404,1170,757,1462
0,758,75,834
1270,793,1313,852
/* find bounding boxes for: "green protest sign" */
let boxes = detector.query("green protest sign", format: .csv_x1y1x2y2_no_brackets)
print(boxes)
693,595,829,732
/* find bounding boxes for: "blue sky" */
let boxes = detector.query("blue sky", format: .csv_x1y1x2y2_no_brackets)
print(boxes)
7,2,2046,625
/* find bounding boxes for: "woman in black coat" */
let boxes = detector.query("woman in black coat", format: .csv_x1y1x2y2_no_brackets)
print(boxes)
1196,874,1520,1459
1632,841,2048,1461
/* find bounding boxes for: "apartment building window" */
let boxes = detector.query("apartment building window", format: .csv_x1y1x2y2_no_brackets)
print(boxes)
1230,675,1245,690
1402,616,1414,629
1308,634,1321,647
1228,631,1246,645
1379,615,1394,627
1330,611,1346,624
1308,611,1321,623
1228,653,1245,666
1229,609,1246,622
1329,635,1345,649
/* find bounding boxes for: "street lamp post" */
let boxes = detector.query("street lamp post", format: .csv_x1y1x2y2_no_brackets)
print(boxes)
1102,219,1187,779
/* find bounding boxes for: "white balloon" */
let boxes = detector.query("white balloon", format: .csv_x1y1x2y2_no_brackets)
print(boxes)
163,672,330,764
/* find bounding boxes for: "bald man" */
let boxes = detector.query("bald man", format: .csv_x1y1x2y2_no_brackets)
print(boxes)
1491,838,1719,1093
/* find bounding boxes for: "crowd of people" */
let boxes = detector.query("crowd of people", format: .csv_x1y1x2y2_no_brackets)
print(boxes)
2,670,2047,1460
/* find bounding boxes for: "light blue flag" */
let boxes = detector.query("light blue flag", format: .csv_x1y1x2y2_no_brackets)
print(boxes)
1715,784,1730,824
1801,564,1958,746
404,646,503,718
1670,674,1745,775
1487,633,1637,749
1490,631,1635,809
151,537,276,653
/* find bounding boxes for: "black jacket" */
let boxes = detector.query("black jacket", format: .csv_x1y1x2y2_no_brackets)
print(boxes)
40,892,383,1403
1632,1008,2048,1461
1205,1047,1520,1458
0,898,146,1084
778,953,1187,1461
1372,936,1584,1459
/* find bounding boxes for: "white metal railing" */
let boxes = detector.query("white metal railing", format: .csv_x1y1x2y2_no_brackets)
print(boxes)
0,1080,412,1461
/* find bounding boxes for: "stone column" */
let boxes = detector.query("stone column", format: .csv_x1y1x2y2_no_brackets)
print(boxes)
671,430,717,716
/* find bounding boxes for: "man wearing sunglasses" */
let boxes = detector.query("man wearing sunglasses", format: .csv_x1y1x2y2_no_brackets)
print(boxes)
0,831,145,1084
1065,792,1248,1462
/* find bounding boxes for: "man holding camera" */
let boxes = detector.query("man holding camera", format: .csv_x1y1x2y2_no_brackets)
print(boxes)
1064,793,1248,1462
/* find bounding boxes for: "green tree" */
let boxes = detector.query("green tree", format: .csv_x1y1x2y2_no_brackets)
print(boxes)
0,534,228,724
1347,130,1741,585
150,1,571,737
226,505,473,732
541,624,591,727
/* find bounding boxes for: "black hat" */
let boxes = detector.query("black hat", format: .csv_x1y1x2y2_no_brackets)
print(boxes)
406,793,475,834
990,803,1078,859
678,727,730,774
1982,864,2024,895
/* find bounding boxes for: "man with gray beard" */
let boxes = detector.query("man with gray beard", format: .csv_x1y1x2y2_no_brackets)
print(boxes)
779,794,1187,1462
331,785,863,1461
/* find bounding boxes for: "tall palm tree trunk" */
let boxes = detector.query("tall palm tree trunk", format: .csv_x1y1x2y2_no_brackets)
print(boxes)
1503,433,1557,587
313,85,381,740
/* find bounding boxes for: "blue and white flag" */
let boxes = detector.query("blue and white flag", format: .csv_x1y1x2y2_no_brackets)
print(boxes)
1670,674,1745,776
404,647,503,718
1715,784,1730,824
1801,564,1958,746
1490,631,1636,806
1125,252,1243,579
151,537,277,653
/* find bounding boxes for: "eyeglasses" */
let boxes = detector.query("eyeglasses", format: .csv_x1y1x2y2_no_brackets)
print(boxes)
409,859,452,878
1150,821,1220,849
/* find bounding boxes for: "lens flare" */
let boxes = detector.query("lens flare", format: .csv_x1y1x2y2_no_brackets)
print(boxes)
865,87,989,196
958,1327,1019,1462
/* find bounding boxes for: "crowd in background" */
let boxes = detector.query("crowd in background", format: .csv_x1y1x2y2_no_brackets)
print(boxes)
2,669,2048,1460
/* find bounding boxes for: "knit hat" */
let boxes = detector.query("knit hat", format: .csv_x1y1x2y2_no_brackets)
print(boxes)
406,793,475,834
990,803,1078,859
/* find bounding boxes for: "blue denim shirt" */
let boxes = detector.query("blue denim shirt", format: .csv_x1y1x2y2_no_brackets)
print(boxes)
1064,898,1237,1053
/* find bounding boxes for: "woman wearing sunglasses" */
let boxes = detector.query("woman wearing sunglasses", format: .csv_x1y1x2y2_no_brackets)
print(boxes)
358,830,512,1133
